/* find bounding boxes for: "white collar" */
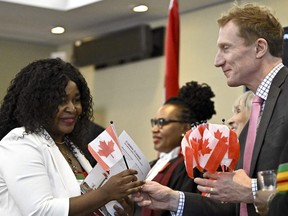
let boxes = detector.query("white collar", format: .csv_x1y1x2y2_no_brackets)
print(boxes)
159,146,181,161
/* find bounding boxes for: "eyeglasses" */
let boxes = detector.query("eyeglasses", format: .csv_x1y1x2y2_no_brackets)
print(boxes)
150,118,187,128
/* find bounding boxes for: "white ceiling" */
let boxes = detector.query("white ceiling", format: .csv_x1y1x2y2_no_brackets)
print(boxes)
0,0,103,11
0,0,234,46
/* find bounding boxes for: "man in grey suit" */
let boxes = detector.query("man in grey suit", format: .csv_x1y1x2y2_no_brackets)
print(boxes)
132,3,288,216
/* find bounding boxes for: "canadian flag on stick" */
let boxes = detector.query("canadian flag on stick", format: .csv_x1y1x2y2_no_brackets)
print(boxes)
181,123,240,178
88,124,123,171
164,0,180,101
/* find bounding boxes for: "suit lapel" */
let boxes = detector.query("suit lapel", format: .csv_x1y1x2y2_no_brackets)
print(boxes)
41,130,81,194
249,68,287,176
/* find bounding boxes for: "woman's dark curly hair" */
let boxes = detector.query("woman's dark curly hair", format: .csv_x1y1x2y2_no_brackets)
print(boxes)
0,58,93,146
165,81,216,124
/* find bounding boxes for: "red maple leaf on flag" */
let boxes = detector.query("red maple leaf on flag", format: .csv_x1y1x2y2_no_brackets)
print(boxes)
214,130,228,144
191,138,201,156
97,140,115,158
201,138,211,155
192,137,198,143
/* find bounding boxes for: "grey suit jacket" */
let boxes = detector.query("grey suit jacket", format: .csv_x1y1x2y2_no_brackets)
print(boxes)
183,67,288,216
237,67,288,216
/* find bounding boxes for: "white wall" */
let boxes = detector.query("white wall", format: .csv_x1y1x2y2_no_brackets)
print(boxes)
0,39,56,100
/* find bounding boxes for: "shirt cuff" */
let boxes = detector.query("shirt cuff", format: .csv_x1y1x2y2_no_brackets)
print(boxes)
170,191,185,216
251,178,258,200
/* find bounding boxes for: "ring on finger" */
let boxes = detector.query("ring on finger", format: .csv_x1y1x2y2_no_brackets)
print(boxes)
210,187,214,193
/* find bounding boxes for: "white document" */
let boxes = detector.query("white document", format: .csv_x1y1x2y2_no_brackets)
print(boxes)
118,130,151,180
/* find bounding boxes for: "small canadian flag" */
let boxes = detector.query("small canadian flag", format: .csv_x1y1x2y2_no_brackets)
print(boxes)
88,124,123,171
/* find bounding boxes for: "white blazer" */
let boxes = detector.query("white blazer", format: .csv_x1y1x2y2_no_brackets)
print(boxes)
0,127,92,216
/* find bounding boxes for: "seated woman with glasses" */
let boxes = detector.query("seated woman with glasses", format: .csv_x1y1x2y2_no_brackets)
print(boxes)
139,81,216,216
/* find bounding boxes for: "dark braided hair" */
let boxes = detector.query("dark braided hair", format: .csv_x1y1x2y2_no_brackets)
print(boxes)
0,58,93,148
165,81,216,124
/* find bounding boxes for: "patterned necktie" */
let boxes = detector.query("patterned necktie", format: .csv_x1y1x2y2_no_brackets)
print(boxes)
240,95,263,216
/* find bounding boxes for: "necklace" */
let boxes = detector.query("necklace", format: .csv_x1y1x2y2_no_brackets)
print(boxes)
61,149,79,173
57,143,83,174
55,140,65,145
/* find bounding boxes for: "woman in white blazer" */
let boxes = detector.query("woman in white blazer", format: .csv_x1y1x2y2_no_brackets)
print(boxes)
0,58,143,216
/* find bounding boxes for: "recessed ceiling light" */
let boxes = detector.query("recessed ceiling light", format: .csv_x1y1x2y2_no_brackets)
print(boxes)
133,5,148,13
51,26,65,34
75,40,82,46
0,0,103,11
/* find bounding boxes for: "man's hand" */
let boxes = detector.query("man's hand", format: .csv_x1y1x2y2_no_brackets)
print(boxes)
194,169,253,203
131,180,180,211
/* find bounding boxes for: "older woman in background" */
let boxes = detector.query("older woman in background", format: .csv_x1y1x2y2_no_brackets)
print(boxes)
228,90,253,137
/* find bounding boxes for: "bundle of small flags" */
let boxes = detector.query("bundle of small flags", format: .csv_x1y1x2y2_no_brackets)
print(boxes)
181,123,240,178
